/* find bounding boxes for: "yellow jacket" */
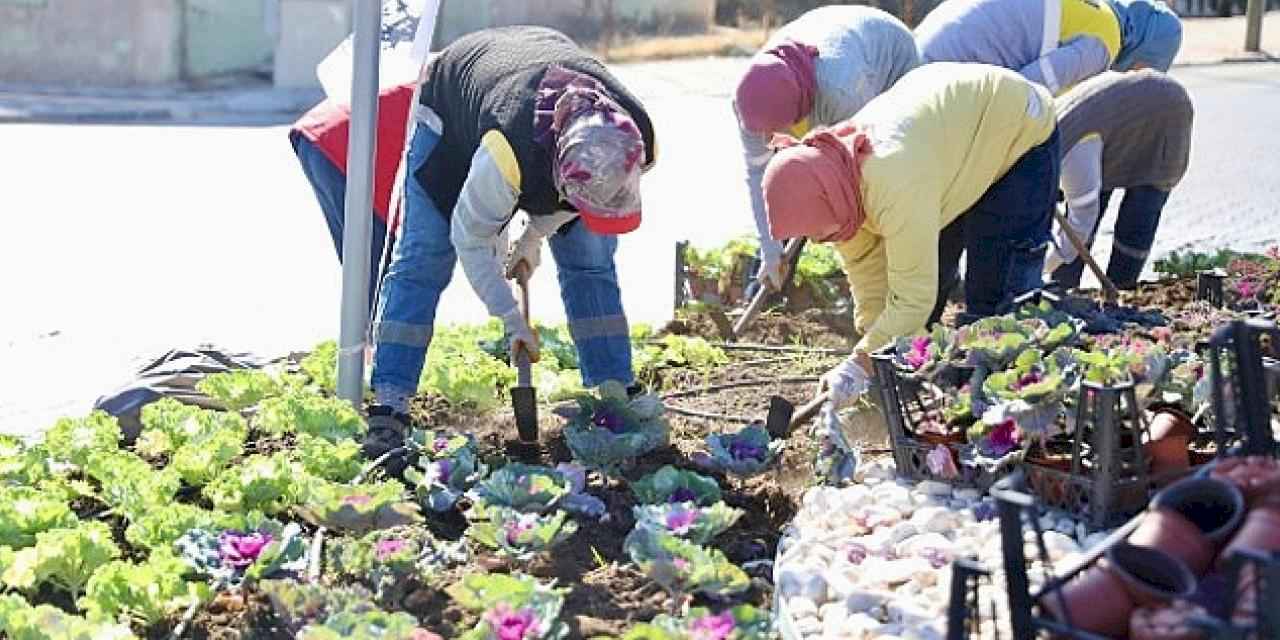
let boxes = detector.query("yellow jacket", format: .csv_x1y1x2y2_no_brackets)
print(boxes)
834,63,1056,353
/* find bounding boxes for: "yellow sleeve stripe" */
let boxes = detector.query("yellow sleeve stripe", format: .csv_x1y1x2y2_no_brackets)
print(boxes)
481,129,521,191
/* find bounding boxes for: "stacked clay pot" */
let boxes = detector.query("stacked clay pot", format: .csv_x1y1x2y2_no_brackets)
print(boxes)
1144,409,1197,481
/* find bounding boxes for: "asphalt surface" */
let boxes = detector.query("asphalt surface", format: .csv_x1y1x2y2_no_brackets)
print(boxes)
2,61,1278,437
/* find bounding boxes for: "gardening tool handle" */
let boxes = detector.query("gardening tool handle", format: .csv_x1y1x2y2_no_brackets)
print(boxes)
513,263,534,386
1052,205,1119,304
732,238,807,340
789,390,832,432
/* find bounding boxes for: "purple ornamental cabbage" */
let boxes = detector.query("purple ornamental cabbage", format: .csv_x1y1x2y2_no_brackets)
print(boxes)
218,530,273,568
484,603,541,640
985,419,1021,456
689,611,736,640
374,538,410,561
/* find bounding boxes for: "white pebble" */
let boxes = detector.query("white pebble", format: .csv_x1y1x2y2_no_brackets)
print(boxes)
1041,531,1081,560
954,488,982,502
888,522,919,544
844,589,890,614
896,532,955,558
794,615,822,636
917,480,952,497
878,557,934,587
789,597,819,620
821,601,849,622
910,506,960,534
779,566,830,602
886,601,935,627
825,568,862,600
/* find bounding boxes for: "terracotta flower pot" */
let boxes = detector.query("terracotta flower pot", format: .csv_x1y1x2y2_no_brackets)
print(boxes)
1039,564,1136,639
1130,601,1210,640
1218,503,1280,569
1129,510,1217,576
1105,542,1197,608
917,430,965,446
1145,410,1195,478
1151,477,1246,544
1210,456,1280,507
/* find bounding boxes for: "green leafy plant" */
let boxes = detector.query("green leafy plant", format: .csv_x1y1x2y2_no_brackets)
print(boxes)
79,550,212,627
259,580,379,634
170,427,245,487
123,503,249,552
203,454,301,515
467,507,578,560
702,424,782,477
301,340,339,393
403,430,488,512
298,609,435,640
623,527,750,599
297,479,422,534
956,317,1042,369
564,381,670,474
641,605,773,640
632,502,742,545
44,411,121,467
84,450,181,520
1,521,120,600
255,393,367,442
420,322,515,410
631,466,723,507
1153,248,1251,279
196,369,288,411
470,464,573,515
328,526,463,605
0,435,49,487
446,573,570,640
176,523,306,588
0,486,78,548
296,434,365,483
0,593,137,640
979,349,1076,444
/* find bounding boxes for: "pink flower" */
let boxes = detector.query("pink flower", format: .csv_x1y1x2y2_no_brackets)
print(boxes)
926,445,959,480
484,603,540,640
218,531,273,568
665,508,699,535
504,514,538,545
903,335,932,370
1150,326,1173,343
375,538,410,561
1235,278,1261,299
986,420,1021,456
672,557,690,572
1012,370,1043,391
689,611,736,640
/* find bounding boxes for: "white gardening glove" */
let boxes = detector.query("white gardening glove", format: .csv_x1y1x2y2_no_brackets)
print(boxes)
504,214,544,280
501,309,540,363
821,356,871,409
755,251,788,291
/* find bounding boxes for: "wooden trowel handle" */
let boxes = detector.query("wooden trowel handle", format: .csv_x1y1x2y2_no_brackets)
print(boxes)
789,390,832,432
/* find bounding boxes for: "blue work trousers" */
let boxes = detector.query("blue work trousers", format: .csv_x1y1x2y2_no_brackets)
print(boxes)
1050,186,1171,289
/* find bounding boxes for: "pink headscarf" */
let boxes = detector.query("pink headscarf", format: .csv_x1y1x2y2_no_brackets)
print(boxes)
735,40,820,134
762,124,874,244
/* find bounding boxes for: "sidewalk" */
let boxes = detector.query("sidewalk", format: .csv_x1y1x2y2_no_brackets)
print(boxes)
1175,11,1280,64
0,12,1273,126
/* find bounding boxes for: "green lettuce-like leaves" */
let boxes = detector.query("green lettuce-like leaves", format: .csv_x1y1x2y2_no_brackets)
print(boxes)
632,502,742,545
255,393,366,442
203,454,301,515
0,486,78,548
79,551,211,627
0,435,49,487
564,381,669,474
631,466,723,507
404,430,488,512
196,369,288,411
0,593,137,640
467,507,577,561
419,322,514,410
301,341,339,393
123,503,249,552
623,527,749,599
170,427,246,487
447,573,569,640
297,479,422,534
44,411,120,467
296,434,365,483
2,521,120,601
703,424,781,477
298,609,434,640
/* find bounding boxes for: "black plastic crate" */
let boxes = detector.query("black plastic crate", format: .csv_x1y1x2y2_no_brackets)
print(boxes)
1203,319,1280,456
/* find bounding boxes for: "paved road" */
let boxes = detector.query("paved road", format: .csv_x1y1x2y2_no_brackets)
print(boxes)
2,62,1278,437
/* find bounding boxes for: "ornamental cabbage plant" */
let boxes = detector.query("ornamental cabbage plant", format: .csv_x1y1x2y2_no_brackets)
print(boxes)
44,411,120,467
956,317,1042,369
259,580,380,634
446,573,569,640
0,435,49,487
979,348,1076,443
297,479,422,534
298,609,436,640
123,503,253,552
467,507,578,561
631,466,723,507
646,605,772,640
328,526,466,605
623,527,749,599
404,430,488,512
632,502,742,545
255,393,366,442
702,424,781,477
470,463,572,515
564,381,670,474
